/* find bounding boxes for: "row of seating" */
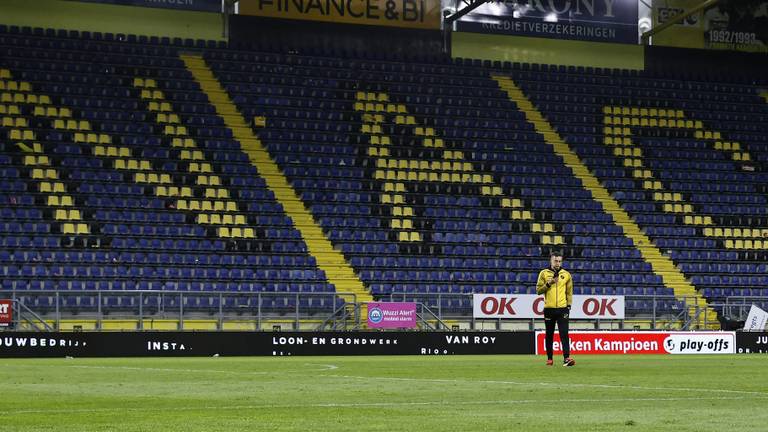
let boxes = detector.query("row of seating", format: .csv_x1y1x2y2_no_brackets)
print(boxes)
2,27,767,321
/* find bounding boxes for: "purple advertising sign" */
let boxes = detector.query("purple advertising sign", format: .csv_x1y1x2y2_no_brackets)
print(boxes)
367,302,417,329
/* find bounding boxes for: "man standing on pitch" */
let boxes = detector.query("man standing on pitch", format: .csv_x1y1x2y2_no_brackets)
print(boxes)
536,250,576,366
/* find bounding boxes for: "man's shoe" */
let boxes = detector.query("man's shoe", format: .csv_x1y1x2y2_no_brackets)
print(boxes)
563,357,576,367
546,359,554,366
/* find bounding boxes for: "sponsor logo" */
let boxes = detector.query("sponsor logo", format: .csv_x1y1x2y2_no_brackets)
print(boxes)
0,337,86,348
536,331,735,355
663,334,732,354
368,307,384,324
272,336,399,346
736,332,768,354
367,302,417,329
146,341,187,351
0,300,11,327
657,7,699,26
474,294,624,319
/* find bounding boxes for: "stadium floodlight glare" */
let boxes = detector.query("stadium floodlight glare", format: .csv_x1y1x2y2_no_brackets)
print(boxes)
544,12,558,22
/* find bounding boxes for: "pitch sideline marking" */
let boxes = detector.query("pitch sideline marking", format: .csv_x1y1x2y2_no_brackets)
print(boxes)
317,374,768,397
0,395,765,416
60,362,339,376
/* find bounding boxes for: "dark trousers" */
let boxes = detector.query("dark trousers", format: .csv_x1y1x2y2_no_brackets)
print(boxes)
544,307,570,360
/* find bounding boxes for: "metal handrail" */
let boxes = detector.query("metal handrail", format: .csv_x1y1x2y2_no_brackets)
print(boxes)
416,302,451,331
1,290,356,331
12,299,54,332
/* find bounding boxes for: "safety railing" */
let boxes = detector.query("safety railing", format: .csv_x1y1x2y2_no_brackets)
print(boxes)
0,290,355,331
383,292,739,330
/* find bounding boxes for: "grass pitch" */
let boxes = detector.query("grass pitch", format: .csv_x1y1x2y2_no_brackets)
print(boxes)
2,355,766,431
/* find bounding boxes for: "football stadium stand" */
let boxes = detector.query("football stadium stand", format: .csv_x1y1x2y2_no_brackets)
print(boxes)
1,25,767,329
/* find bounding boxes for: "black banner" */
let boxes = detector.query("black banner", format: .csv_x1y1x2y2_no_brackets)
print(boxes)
65,0,222,13
456,0,639,44
736,332,768,354
702,0,768,52
0,331,534,358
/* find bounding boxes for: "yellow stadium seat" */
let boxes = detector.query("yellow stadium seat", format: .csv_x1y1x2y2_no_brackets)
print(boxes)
234,215,246,225
197,214,210,224
210,214,222,225
226,201,237,212
398,232,409,242
218,227,231,238
243,228,255,238
62,223,75,234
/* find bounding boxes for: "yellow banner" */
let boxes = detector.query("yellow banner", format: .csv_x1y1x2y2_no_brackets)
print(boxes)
239,0,441,29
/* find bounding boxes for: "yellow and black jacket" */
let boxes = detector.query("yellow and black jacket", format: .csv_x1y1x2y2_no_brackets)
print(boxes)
536,268,573,309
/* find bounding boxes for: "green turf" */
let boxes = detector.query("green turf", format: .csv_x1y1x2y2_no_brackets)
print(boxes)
1,355,766,431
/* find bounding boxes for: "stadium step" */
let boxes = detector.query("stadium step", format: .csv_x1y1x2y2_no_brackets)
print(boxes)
180,54,373,310
493,75,719,330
